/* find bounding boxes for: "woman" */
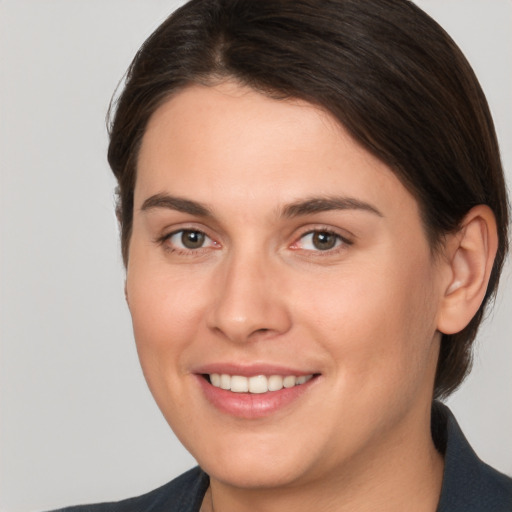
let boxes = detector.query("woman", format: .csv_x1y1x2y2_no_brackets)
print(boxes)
56,0,511,510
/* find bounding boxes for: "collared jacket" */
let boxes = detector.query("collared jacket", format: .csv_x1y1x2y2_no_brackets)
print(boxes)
51,403,512,512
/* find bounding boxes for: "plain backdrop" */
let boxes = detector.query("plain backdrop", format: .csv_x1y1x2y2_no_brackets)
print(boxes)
0,1,510,511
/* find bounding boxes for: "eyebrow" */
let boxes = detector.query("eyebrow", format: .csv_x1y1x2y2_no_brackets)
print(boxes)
281,196,383,218
141,193,213,217
140,193,383,218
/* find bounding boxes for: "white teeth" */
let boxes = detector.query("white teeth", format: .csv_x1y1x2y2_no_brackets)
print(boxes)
220,374,231,390
248,375,268,394
268,375,283,391
208,373,313,393
230,375,249,392
283,375,296,388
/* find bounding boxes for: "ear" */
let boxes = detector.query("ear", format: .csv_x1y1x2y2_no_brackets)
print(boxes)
437,205,498,335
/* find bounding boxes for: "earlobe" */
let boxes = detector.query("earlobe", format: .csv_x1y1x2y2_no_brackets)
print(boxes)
437,205,498,335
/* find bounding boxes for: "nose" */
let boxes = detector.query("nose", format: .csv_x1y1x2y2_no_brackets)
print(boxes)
206,251,292,343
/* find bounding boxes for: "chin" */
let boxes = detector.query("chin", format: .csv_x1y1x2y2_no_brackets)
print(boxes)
179,424,328,490
200,455,311,489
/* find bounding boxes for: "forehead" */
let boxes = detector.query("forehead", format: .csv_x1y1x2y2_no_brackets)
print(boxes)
135,82,419,222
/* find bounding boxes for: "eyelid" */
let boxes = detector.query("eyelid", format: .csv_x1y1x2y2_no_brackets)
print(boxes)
154,223,352,255
290,226,353,252
156,226,221,253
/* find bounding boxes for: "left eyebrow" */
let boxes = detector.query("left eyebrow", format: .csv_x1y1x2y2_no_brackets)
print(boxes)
280,196,383,218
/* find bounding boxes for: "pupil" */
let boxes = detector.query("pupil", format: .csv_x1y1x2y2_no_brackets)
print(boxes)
312,232,336,250
181,230,205,249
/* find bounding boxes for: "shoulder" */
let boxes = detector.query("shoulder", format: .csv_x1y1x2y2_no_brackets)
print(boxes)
47,466,209,512
433,402,512,511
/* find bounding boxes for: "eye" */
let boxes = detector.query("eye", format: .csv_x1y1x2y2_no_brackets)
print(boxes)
295,230,348,252
164,229,217,251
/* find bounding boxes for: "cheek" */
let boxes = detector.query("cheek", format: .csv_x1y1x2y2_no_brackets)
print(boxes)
125,268,215,438
296,252,440,395
125,258,211,387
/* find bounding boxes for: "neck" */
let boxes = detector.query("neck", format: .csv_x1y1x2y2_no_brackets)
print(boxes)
203,403,444,512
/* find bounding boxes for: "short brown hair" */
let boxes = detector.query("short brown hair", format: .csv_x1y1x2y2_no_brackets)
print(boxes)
107,0,509,399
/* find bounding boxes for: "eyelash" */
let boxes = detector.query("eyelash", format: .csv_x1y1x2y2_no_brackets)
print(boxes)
291,228,353,255
156,226,353,256
156,228,219,256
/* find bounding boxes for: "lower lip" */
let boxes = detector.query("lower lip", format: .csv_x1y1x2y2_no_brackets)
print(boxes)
196,375,318,419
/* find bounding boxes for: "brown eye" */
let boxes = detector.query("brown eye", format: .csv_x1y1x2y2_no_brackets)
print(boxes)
295,230,346,252
180,230,206,249
312,231,339,250
164,229,216,252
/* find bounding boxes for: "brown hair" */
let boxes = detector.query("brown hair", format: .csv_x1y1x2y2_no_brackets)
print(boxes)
107,0,509,399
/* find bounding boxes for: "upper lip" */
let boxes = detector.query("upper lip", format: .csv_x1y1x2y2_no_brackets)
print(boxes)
193,362,318,377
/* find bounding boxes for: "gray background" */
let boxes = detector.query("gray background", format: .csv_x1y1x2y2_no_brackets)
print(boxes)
0,1,510,511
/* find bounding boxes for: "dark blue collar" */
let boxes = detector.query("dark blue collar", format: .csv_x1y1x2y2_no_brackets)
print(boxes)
434,401,512,511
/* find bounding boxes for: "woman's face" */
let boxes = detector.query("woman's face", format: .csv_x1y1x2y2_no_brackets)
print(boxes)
127,82,445,488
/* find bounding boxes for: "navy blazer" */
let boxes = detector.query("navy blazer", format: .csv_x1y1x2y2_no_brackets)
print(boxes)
51,402,512,512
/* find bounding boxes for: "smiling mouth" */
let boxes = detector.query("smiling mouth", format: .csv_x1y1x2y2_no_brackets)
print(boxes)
205,373,316,393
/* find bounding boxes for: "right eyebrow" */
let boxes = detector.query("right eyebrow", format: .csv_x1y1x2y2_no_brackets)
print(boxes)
140,193,213,217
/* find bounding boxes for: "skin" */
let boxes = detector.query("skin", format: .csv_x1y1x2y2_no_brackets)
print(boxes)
126,82,450,511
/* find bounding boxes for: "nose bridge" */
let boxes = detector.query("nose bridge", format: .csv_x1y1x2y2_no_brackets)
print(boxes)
207,244,291,342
